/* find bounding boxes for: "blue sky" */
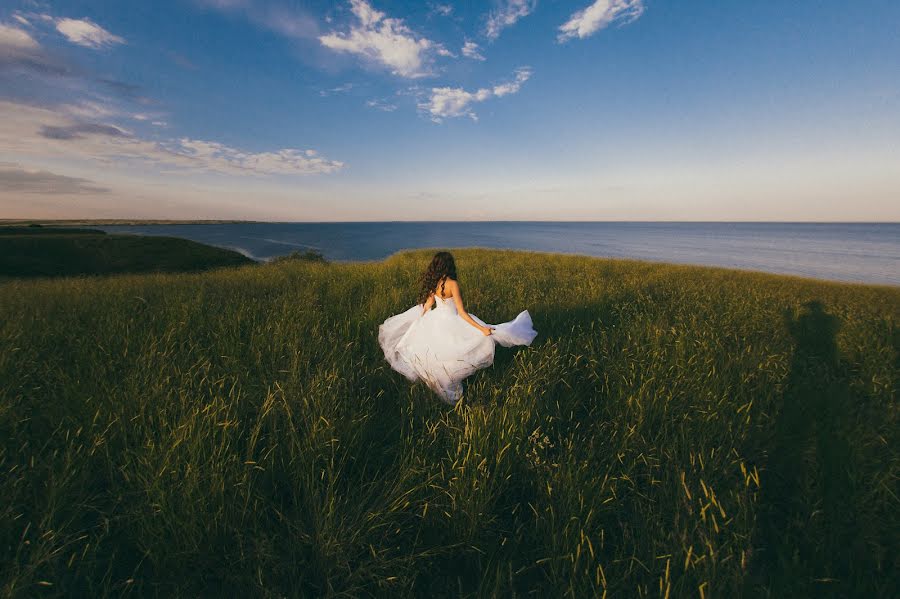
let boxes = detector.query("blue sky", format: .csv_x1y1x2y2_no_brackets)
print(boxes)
1,0,898,220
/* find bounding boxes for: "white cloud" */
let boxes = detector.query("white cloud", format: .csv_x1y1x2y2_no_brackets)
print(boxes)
0,22,39,50
431,4,453,17
492,68,532,96
558,0,645,42
0,100,344,176
461,41,485,61
423,87,490,122
319,0,439,78
54,17,125,49
366,98,397,112
420,67,532,122
167,138,344,175
485,0,537,41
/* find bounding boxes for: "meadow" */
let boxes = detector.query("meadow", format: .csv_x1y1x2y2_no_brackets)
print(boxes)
0,249,896,597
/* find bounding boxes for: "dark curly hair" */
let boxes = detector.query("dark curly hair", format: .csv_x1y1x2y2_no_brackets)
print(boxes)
418,251,457,305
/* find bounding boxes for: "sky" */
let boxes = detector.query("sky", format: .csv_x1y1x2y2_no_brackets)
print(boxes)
1,0,898,221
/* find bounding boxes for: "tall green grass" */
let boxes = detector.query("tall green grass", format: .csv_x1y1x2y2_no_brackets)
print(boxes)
0,249,896,597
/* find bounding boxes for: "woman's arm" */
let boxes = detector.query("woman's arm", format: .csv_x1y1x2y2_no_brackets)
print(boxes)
421,294,434,315
447,280,493,336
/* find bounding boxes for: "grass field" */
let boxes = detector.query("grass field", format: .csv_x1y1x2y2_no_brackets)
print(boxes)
0,249,897,597
0,227,252,278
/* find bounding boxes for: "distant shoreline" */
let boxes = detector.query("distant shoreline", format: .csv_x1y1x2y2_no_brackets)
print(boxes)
4,220,897,286
0,219,259,226
2,219,897,226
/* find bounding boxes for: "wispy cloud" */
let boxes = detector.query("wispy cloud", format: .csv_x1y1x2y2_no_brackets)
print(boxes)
1,15,135,96
366,98,397,112
165,139,344,175
558,0,645,42
0,18,165,136
485,0,537,41
319,82,355,97
0,21,38,50
430,4,453,18
0,162,110,194
0,20,70,76
420,67,532,123
54,18,125,49
319,0,442,78
1,100,344,176
492,68,532,96
40,122,129,140
59,101,118,120
10,11,126,50
57,101,167,128
195,0,319,39
167,50,199,71
461,41,485,61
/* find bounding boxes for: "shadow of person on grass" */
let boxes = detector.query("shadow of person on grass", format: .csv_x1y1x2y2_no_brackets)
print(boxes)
757,301,859,597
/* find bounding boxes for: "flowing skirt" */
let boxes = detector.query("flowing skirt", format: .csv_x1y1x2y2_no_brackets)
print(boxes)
378,304,537,403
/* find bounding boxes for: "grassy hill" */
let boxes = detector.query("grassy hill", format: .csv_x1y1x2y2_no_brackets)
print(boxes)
0,226,252,278
0,249,896,597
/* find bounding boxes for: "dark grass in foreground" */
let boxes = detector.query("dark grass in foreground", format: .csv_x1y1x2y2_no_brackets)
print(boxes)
0,228,252,278
0,249,897,598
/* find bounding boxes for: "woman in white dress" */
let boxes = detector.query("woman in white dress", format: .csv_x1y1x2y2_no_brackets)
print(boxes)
378,251,537,404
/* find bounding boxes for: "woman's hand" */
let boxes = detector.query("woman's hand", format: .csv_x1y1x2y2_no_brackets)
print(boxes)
482,326,494,336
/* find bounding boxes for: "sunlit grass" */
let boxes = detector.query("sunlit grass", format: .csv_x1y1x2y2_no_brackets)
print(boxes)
0,249,896,597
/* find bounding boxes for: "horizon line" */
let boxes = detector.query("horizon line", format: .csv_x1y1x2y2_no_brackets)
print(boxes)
2,219,899,225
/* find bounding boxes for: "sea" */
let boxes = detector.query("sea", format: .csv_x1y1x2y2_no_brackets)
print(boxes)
99,222,900,286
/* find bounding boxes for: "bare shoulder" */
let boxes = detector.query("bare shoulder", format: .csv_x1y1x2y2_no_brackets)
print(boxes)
446,278,461,294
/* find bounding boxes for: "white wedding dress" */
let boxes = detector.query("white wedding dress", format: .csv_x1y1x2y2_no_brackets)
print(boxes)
378,294,537,404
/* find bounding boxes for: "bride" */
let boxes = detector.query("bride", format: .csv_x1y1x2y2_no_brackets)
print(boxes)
378,251,537,404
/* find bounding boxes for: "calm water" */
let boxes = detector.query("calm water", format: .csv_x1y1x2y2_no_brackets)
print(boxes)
100,222,900,286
